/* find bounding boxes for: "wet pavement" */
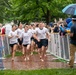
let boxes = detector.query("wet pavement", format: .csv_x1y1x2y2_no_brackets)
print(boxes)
3,54,69,70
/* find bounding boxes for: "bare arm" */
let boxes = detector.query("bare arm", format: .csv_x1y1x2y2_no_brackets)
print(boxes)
8,35,13,39
33,33,40,42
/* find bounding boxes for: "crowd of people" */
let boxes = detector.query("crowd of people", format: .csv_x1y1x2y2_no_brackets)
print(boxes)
48,18,72,35
8,22,50,62
6,18,72,62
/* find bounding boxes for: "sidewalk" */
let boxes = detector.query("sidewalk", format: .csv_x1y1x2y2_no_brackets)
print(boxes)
3,54,68,70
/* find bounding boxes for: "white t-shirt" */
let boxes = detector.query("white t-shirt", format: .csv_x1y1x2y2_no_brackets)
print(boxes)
30,29,36,37
22,31,31,45
28,29,33,38
44,27,50,39
35,27,38,32
36,27,48,39
16,28,23,38
8,30,18,44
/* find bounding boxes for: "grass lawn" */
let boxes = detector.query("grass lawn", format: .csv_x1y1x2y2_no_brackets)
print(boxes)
0,69,76,75
6,51,38,58
6,51,23,58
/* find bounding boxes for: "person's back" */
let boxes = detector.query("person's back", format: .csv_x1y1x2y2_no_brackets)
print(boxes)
69,15,76,68
70,22,76,45
67,21,73,28
59,25,66,36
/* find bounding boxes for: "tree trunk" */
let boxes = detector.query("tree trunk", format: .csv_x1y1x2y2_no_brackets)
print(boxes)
46,9,50,25
46,0,51,25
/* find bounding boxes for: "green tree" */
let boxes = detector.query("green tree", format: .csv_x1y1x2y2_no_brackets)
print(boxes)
3,0,74,24
0,0,11,23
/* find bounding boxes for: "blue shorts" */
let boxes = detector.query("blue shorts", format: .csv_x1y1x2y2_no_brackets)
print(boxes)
9,43,17,48
23,44,29,47
31,37,34,41
45,39,48,46
18,38,23,45
31,37,38,45
34,39,38,44
37,39,48,48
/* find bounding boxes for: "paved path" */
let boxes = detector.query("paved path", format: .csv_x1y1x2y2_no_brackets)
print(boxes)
3,54,68,70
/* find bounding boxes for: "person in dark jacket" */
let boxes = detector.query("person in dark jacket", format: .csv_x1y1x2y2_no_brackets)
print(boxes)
69,15,76,68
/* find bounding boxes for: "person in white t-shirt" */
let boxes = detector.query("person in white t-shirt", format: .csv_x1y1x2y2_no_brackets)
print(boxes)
43,23,50,57
21,25,31,61
28,24,36,55
33,22,49,61
8,25,18,61
16,22,23,51
30,24,39,54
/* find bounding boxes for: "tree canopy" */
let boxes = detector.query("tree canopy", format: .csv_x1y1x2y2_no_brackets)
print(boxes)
0,0,75,24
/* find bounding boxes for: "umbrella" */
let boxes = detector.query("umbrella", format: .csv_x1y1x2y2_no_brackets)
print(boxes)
62,4,76,15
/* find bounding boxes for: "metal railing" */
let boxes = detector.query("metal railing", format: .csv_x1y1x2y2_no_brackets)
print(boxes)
48,33,70,61
0,35,10,57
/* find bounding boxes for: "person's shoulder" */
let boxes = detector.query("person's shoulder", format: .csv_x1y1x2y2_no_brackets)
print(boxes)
71,24,75,29
15,30,17,33
43,27,49,32
16,28,19,31
35,27,39,31
43,27,47,30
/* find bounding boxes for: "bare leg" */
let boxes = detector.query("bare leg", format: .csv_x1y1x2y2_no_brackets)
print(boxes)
31,40,34,55
24,47,27,61
44,46,48,57
12,44,17,60
38,48,41,58
41,46,46,61
26,45,31,60
22,46,25,58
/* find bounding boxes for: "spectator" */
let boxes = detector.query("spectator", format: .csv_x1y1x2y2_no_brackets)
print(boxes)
59,23,66,36
69,15,76,68
1,26,5,34
66,18,72,24
53,23,59,33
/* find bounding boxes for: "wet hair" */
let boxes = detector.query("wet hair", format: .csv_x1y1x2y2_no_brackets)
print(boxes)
18,22,23,27
31,24,34,26
24,25,28,28
36,24,39,27
18,21,20,27
12,24,16,28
